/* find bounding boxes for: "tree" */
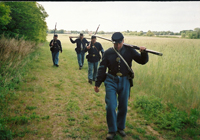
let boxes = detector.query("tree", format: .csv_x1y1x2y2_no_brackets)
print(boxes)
147,30,154,36
137,31,143,36
2,2,48,42
99,31,105,34
0,3,11,31
181,33,186,38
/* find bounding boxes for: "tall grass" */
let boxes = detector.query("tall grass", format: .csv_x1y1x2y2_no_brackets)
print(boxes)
0,35,40,139
0,35,38,109
0,35,36,78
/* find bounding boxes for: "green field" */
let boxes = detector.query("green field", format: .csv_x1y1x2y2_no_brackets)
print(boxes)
2,34,200,140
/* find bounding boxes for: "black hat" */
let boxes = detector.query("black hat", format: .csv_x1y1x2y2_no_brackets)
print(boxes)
91,35,96,39
111,32,124,43
80,33,83,36
54,34,58,37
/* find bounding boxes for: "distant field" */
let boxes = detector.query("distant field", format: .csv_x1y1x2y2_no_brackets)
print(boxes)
48,33,200,113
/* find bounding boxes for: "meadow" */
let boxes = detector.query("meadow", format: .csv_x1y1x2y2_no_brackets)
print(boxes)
1,34,199,140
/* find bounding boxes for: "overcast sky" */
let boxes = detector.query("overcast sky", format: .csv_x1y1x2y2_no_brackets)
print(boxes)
37,1,200,33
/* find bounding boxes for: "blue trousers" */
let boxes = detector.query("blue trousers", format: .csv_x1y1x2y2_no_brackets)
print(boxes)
77,51,85,67
88,61,99,81
104,73,130,133
51,51,59,65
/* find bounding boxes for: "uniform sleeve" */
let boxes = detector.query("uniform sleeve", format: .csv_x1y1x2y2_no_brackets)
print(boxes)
85,39,89,46
84,47,89,52
99,43,104,56
49,40,53,47
131,48,149,65
95,51,108,87
70,38,76,43
59,40,62,51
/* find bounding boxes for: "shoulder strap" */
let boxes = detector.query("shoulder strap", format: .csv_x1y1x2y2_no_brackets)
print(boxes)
112,47,134,74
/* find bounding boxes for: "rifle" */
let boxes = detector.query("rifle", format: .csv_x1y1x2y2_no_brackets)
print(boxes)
93,25,163,56
69,36,91,40
50,23,57,51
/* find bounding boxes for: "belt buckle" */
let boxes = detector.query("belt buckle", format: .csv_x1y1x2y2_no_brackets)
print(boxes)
93,54,95,57
116,72,122,77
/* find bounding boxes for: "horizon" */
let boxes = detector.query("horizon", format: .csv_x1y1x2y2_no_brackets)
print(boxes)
38,2,200,33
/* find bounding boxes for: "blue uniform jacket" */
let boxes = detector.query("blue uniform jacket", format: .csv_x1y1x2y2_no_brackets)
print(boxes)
70,38,89,54
49,39,62,53
95,45,149,87
85,42,104,63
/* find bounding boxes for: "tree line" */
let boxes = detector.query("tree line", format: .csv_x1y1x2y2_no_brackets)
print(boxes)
48,28,200,39
0,2,48,42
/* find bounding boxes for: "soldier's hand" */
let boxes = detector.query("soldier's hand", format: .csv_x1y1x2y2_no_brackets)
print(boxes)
94,86,99,93
139,46,146,52
69,36,72,39
87,43,91,49
51,43,53,46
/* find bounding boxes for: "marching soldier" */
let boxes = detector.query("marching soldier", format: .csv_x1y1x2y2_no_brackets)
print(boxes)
49,34,62,67
69,33,89,70
94,32,149,140
85,36,104,84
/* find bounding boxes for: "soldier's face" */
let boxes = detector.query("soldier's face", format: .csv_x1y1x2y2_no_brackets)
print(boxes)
54,37,58,40
114,39,124,50
91,38,96,44
80,36,83,40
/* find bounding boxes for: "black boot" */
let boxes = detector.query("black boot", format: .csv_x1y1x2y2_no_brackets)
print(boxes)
106,132,116,140
88,79,92,84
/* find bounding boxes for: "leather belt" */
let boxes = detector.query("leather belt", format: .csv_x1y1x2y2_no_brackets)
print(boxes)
108,72,128,77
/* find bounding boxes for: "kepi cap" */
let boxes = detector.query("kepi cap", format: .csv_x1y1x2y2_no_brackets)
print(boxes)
80,33,83,36
111,32,124,43
54,34,58,37
91,35,96,39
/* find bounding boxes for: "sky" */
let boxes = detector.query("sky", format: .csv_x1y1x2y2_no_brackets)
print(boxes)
37,1,200,33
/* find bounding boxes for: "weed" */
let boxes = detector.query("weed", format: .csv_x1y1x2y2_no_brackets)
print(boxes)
83,115,90,120
30,112,40,119
25,106,37,110
0,123,12,140
136,127,146,134
126,121,134,129
132,135,140,140
144,135,157,140
41,116,50,120
67,117,75,121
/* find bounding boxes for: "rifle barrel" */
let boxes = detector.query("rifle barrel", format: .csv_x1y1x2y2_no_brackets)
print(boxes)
69,36,91,39
94,35,163,56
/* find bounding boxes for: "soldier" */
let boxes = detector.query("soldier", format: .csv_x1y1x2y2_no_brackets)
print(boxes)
49,34,62,67
94,32,149,140
69,33,89,70
85,36,104,84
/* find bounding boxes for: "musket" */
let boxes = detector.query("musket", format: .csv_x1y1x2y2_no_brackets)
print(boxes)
69,25,100,40
69,36,91,39
53,22,57,43
50,23,57,50
93,25,163,56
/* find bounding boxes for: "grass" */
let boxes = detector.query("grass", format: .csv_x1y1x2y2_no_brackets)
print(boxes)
0,34,199,139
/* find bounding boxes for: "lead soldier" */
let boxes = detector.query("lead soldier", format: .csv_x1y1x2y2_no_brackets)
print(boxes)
94,32,149,140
